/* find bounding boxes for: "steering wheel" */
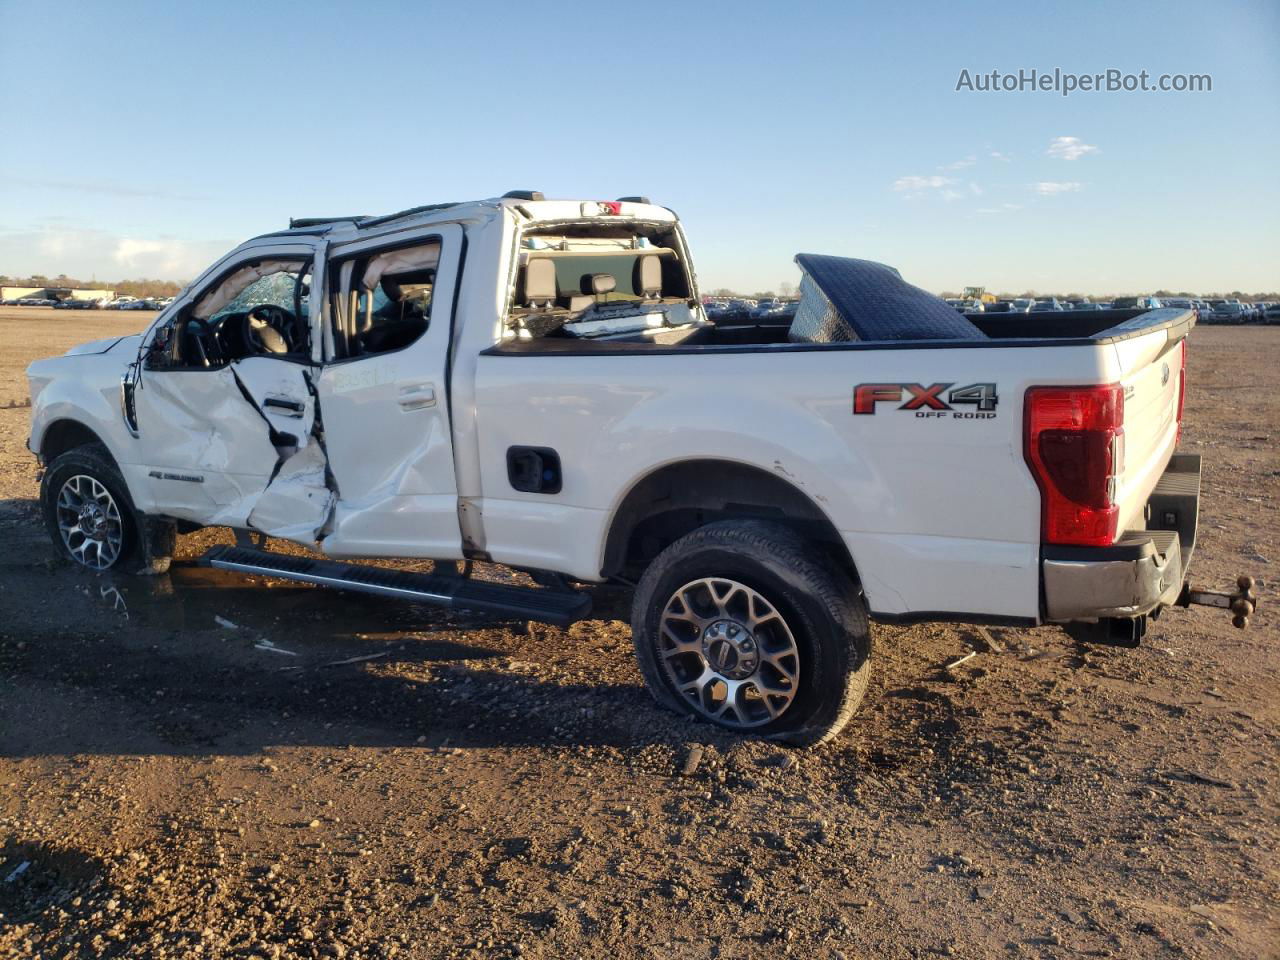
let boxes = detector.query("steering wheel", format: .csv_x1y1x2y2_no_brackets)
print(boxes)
185,316,218,368
243,305,297,355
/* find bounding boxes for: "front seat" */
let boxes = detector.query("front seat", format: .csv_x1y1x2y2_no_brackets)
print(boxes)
523,258,557,311
520,258,566,337
634,253,662,301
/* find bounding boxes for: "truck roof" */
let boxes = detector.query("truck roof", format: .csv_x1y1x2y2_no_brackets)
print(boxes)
259,194,676,244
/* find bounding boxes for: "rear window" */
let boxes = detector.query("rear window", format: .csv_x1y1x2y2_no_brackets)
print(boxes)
546,253,645,301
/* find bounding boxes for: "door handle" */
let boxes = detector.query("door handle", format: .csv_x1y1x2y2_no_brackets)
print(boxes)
263,395,306,417
398,383,436,410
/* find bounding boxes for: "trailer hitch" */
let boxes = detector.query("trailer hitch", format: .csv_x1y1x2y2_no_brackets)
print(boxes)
1177,576,1258,629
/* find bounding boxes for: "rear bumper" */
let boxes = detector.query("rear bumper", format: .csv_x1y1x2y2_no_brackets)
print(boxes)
1042,454,1200,622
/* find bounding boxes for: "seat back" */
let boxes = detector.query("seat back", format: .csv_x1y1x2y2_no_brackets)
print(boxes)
635,253,662,300
524,258,557,311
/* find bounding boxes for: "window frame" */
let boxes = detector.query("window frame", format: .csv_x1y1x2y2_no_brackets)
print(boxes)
324,233,449,364
143,249,318,372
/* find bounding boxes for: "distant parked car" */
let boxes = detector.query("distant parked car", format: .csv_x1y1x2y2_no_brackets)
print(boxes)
983,301,1015,313
1264,303,1280,322
1211,302,1246,323
751,299,780,319
1071,302,1104,311
1030,298,1065,312
1112,296,1163,310
1011,298,1034,313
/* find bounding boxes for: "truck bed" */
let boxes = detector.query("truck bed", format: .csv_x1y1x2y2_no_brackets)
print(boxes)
474,306,1192,624
487,307,1192,352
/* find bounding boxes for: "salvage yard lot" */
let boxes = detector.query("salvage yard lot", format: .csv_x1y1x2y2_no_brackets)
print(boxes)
0,307,1277,959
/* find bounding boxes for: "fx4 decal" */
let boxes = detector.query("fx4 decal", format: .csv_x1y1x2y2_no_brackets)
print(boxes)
854,382,998,418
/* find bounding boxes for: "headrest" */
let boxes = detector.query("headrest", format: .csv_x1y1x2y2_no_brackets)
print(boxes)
590,273,616,296
524,258,557,306
635,254,662,299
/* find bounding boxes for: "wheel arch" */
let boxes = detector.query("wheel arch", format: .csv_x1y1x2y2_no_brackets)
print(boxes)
39,418,113,465
601,458,859,586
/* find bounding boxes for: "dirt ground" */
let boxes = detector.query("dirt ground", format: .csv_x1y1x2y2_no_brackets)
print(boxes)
0,307,1276,960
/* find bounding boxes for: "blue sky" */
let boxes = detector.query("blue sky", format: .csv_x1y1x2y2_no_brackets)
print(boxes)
1,0,1276,294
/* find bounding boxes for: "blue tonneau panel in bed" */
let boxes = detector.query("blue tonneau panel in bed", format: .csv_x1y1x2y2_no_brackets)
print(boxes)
793,253,985,341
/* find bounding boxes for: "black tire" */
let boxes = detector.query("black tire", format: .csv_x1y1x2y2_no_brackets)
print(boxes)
630,520,872,746
40,443,168,574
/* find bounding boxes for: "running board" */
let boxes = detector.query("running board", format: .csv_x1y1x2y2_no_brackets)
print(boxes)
200,546,591,627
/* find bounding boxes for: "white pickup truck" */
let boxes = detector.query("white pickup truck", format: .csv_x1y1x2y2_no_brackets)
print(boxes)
26,193,1254,745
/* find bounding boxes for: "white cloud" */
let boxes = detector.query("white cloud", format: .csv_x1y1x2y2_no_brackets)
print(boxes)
893,175,956,192
1046,136,1098,161
0,225,225,281
975,202,1023,214
1034,181,1082,196
940,155,977,171
989,151,1012,162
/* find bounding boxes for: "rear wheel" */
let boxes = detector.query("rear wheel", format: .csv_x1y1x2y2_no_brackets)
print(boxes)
630,520,871,746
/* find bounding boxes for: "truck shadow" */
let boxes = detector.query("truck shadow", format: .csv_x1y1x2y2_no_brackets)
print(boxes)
0,556,682,760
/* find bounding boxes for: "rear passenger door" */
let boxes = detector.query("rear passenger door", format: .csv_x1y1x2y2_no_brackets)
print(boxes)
313,224,465,559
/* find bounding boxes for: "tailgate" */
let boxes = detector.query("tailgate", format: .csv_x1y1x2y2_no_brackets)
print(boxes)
1111,315,1188,533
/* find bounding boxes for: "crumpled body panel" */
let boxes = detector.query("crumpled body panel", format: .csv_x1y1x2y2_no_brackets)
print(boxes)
135,360,334,543
246,443,335,542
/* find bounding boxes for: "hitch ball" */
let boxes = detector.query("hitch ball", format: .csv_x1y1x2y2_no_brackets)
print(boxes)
1232,576,1257,629
1179,575,1259,629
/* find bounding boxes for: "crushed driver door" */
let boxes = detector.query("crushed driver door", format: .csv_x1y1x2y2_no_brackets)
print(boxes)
132,248,335,543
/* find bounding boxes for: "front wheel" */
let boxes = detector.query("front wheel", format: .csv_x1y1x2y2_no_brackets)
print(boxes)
40,443,158,573
630,520,872,746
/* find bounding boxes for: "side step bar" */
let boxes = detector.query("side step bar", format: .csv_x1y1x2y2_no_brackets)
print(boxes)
201,546,592,627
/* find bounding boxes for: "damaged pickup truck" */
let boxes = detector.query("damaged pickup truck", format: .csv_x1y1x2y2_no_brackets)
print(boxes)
27,192,1256,745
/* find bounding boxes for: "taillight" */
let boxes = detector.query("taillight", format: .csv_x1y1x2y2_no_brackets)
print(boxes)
1175,340,1187,444
1024,384,1125,546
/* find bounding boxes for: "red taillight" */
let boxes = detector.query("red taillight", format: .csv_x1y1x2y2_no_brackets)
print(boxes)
1175,340,1187,444
1024,384,1125,546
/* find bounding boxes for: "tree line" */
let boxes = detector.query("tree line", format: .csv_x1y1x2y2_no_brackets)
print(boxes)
0,273,184,299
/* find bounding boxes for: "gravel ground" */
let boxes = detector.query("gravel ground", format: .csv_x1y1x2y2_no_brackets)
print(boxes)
0,308,1276,959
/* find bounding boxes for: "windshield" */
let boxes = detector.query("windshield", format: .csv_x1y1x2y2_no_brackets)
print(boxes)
212,269,309,321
